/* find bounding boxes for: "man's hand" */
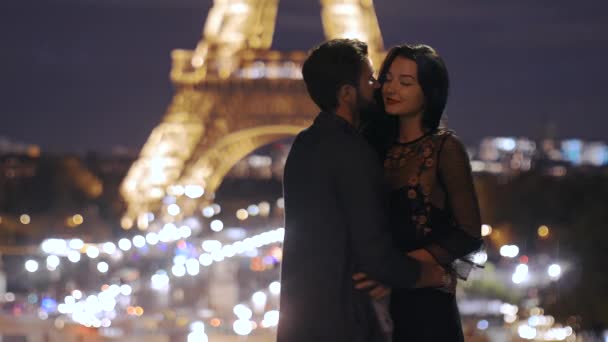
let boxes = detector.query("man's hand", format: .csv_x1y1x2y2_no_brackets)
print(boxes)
352,273,391,300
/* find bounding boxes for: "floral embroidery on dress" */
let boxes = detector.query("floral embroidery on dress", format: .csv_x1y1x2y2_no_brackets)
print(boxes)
385,130,450,239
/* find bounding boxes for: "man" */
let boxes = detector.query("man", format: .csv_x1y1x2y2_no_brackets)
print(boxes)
277,39,447,342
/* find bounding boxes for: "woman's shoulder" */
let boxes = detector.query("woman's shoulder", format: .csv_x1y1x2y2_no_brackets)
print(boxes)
433,128,455,138
431,128,457,144
432,129,468,157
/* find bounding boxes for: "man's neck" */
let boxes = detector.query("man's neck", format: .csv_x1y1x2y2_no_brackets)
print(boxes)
334,107,358,128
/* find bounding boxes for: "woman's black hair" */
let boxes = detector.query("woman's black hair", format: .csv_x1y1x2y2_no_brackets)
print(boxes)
362,44,450,156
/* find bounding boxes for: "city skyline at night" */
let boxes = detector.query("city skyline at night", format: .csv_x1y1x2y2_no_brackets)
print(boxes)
1,0,607,152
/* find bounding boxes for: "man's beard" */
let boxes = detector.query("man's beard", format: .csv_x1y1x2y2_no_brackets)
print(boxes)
355,92,379,129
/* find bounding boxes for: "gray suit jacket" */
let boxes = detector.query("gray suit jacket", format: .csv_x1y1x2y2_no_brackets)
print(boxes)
277,112,421,342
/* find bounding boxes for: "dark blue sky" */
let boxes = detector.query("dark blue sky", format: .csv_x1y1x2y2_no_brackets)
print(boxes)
1,0,606,152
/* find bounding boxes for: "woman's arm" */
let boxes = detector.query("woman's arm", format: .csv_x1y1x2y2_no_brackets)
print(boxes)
424,134,483,265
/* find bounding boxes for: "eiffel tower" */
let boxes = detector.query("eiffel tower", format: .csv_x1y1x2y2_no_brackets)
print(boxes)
120,0,385,228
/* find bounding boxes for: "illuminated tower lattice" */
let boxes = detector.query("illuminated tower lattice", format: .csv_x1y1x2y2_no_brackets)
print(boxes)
120,0,385,226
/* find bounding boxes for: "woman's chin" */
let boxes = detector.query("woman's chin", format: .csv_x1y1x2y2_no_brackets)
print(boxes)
384,108,402,116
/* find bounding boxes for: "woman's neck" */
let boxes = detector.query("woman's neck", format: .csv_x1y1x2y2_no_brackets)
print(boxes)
398,113,425,143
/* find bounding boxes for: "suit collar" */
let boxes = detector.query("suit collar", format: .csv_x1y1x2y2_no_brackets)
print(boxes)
314,111,358,134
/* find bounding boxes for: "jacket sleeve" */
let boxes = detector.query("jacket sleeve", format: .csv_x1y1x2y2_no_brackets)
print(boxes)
334,137,421,288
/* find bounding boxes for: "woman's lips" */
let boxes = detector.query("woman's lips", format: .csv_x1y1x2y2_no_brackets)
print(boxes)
385,98,401,105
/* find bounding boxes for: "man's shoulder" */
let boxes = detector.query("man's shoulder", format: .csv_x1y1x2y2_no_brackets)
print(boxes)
292,118,358,146
288,114,379,166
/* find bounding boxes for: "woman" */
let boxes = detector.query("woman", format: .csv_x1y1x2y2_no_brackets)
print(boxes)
360,44,483,341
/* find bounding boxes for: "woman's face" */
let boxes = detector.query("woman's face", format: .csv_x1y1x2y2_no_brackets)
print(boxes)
381,56,426,117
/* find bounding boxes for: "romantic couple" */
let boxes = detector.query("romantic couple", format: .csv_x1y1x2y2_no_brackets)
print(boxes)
276,39,483,342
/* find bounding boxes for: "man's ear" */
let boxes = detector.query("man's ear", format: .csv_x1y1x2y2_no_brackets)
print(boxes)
338,84,356,104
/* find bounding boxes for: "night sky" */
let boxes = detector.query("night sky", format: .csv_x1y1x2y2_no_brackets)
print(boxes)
1,0,606,152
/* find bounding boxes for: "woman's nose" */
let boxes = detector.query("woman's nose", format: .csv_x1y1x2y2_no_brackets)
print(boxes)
383,82,394,94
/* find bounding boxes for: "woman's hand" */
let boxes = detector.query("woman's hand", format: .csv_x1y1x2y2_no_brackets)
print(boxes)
414,262,449,288
408,249,454,290
407,248,437,264
352,273,392,300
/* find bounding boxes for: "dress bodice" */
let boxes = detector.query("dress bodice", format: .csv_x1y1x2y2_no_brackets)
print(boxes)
383,130,484,278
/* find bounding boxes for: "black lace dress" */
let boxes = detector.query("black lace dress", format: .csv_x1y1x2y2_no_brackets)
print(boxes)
384,130,483,342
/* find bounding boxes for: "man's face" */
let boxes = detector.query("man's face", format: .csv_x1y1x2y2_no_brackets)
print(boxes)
355,58,381,120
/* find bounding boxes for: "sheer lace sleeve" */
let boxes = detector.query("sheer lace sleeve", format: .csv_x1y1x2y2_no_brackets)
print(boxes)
425,134,484,278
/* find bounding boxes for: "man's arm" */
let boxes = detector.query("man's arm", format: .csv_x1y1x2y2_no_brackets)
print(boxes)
334,138,423,288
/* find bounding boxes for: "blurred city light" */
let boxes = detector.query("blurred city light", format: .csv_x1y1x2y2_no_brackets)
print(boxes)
188,331,208,342
548,264,562,279
20,214,31,224
72,290,82,300
481,224,492,237
233,319,253,336
512,264,529,284
171,264,186,277
67,250,81,263
167,203,181,216
151,271,170,290
538,225,550,239
186,258,200,276
247,204,260,216
262,310,280,328
472,251,488,265
46,255,60,270
269,281,281,295
518,324,537,339
184,184,204,198
69,238,84,250
146,232,160,245
210,219,224,232
86,245,100,259
236,209,249,220
500,244,520,258
477,320,489,330
199,253,213,266
258,201,271,216
202,240,222,253
179,225,192,238
97,262,109,273
252,291,267,312
118,238,132,251
120,284,132,296
132,235,146,248
202,206,215,217
25,259,39,273
233,304,253,320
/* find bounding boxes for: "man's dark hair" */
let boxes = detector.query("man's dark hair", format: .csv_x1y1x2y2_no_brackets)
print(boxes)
302,39,369,112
